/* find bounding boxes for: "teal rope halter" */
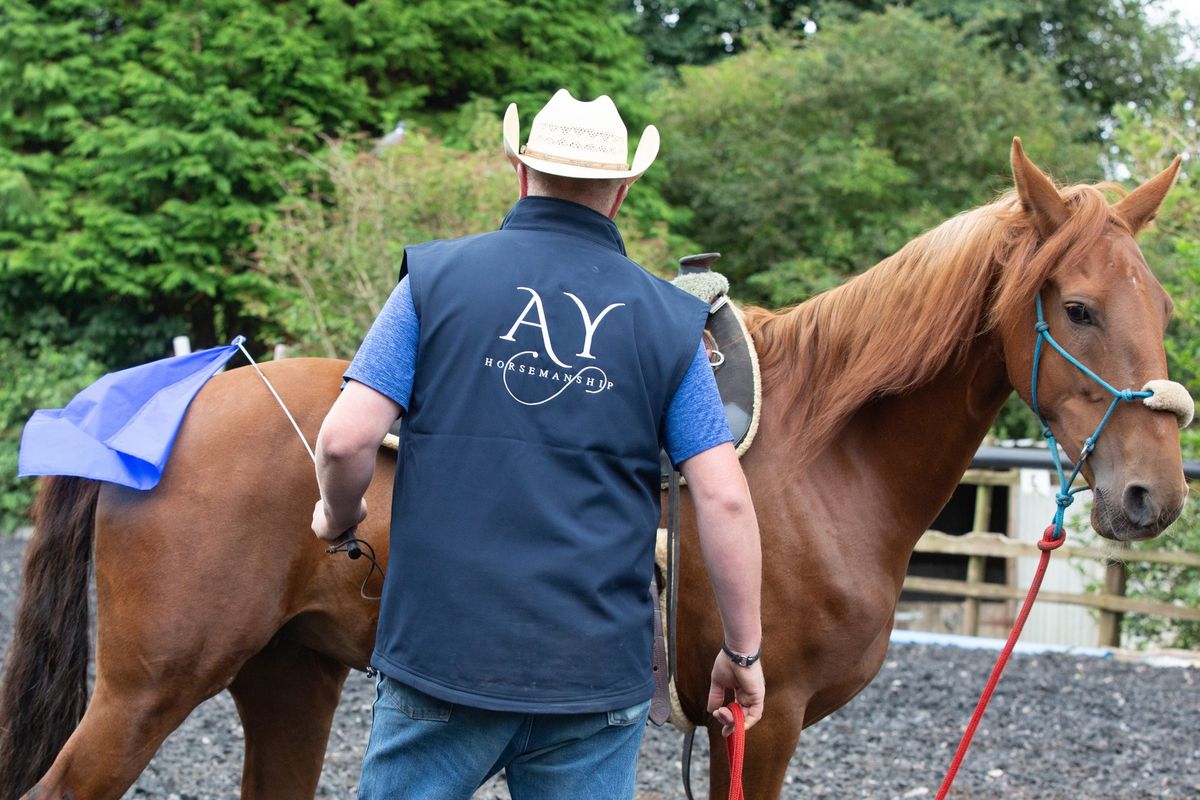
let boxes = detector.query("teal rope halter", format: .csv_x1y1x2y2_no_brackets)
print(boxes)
936,290,1186,800
1029,294,1154,541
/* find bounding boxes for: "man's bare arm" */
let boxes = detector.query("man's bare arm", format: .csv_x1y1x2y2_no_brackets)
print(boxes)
312,380,402,541
679,441,764,732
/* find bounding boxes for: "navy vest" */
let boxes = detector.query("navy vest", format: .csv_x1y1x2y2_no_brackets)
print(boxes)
371,197,708,713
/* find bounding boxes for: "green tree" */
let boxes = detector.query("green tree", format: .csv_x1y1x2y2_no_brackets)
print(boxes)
655,9,1096,304
1064,74,1200,649
1107,74,1200,416
1119,494,1200,650
906,0,1187,119
0,0,654,355
764,1,1188,119
0,0,380,351
329,0,654,134
1069,495,1200,652
627,0,768,67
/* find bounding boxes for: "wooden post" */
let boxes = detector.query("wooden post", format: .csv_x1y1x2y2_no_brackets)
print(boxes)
972,481,993,534
963,555,985,636
273,343,288,360
172,336,192,356
962,483,993,636
1098,544,1129,647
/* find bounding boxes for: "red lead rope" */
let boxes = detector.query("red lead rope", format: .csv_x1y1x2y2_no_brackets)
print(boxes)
722,523,1061,799
725,701,746,800
935,524,1066,798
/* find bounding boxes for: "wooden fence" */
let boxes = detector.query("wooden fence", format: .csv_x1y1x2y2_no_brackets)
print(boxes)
904,468,1200,647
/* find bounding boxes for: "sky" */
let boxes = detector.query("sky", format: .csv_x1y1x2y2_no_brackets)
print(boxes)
1149,0,1199,62
1154,0,1200,34
1158,0,1200,23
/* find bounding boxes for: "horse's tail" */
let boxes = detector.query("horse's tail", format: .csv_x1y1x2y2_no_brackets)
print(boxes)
0,476,99,800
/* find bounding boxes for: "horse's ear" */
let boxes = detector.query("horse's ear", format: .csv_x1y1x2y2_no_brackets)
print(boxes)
1114,155,1183,235
1011,137,1068,237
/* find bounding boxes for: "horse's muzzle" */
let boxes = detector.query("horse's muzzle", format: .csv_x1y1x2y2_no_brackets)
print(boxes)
1095,481,1186,541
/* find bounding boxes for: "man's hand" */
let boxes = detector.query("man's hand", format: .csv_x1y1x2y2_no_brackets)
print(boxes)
707,651,765,735
311,497,368,542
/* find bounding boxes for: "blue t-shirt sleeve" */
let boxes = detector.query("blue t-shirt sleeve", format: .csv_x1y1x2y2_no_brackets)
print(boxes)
343,276,419,411
664,343,733,465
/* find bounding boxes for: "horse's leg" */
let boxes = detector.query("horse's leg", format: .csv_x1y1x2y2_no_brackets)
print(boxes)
10,480,262,800
705,708,804,800
27,610,268,800
25,490,293,799
228,636,350,800
27,675,214,800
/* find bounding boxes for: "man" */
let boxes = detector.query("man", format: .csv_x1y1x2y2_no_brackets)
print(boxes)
312,89,763,799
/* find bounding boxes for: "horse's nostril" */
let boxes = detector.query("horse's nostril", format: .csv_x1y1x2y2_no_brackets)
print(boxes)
1122,483,1156,528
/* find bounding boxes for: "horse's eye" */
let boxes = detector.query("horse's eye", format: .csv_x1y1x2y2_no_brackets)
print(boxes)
1065,302,1092,325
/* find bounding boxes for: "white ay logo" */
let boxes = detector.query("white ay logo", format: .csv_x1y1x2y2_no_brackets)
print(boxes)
484,286,624,406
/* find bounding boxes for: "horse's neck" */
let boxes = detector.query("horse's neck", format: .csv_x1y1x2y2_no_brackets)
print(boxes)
754,333,1011,583
845,334,1011,560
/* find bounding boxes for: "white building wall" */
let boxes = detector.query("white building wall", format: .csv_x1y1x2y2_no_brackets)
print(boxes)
1011,468,1104,647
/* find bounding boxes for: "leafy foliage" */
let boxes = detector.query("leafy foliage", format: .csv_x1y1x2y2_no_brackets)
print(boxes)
628,0,769,67
0,0,651,353
764,1,1188,120
253,132,689,359
635,1,1190,125
1118,491,1200,650
253,134,514,358
893,0,1185,119
0,0,386,350
655,9,1096,304
1070,493,1200,652
1107,76,1200,405
320,0,650,119
1090,70,1200,649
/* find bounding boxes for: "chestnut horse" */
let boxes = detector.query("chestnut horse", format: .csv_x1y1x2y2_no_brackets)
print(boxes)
0,142,1188,800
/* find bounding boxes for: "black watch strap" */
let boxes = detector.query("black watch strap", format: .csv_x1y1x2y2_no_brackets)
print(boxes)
722,641,761,668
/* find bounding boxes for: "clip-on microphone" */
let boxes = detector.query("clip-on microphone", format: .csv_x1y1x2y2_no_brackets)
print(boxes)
326,526,362,559
324,526,385,600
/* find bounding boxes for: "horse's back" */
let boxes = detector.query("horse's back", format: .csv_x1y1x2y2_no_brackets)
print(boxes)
184,356,349,458
96,356,348,528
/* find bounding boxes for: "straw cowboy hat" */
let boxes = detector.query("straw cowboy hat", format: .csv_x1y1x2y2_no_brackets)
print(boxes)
503,89,660,184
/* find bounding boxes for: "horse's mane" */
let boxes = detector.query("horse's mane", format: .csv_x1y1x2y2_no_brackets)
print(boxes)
743,183,1129,466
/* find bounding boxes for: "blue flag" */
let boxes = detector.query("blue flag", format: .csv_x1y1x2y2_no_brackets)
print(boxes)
17,339,244,490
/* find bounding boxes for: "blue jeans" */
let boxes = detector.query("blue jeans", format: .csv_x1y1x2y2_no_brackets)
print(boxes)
358,674,651,800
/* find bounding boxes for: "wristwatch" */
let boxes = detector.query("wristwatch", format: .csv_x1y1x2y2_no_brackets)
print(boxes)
722,641,762,668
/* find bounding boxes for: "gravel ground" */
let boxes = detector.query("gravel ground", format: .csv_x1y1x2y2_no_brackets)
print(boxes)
2,533,1198,799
